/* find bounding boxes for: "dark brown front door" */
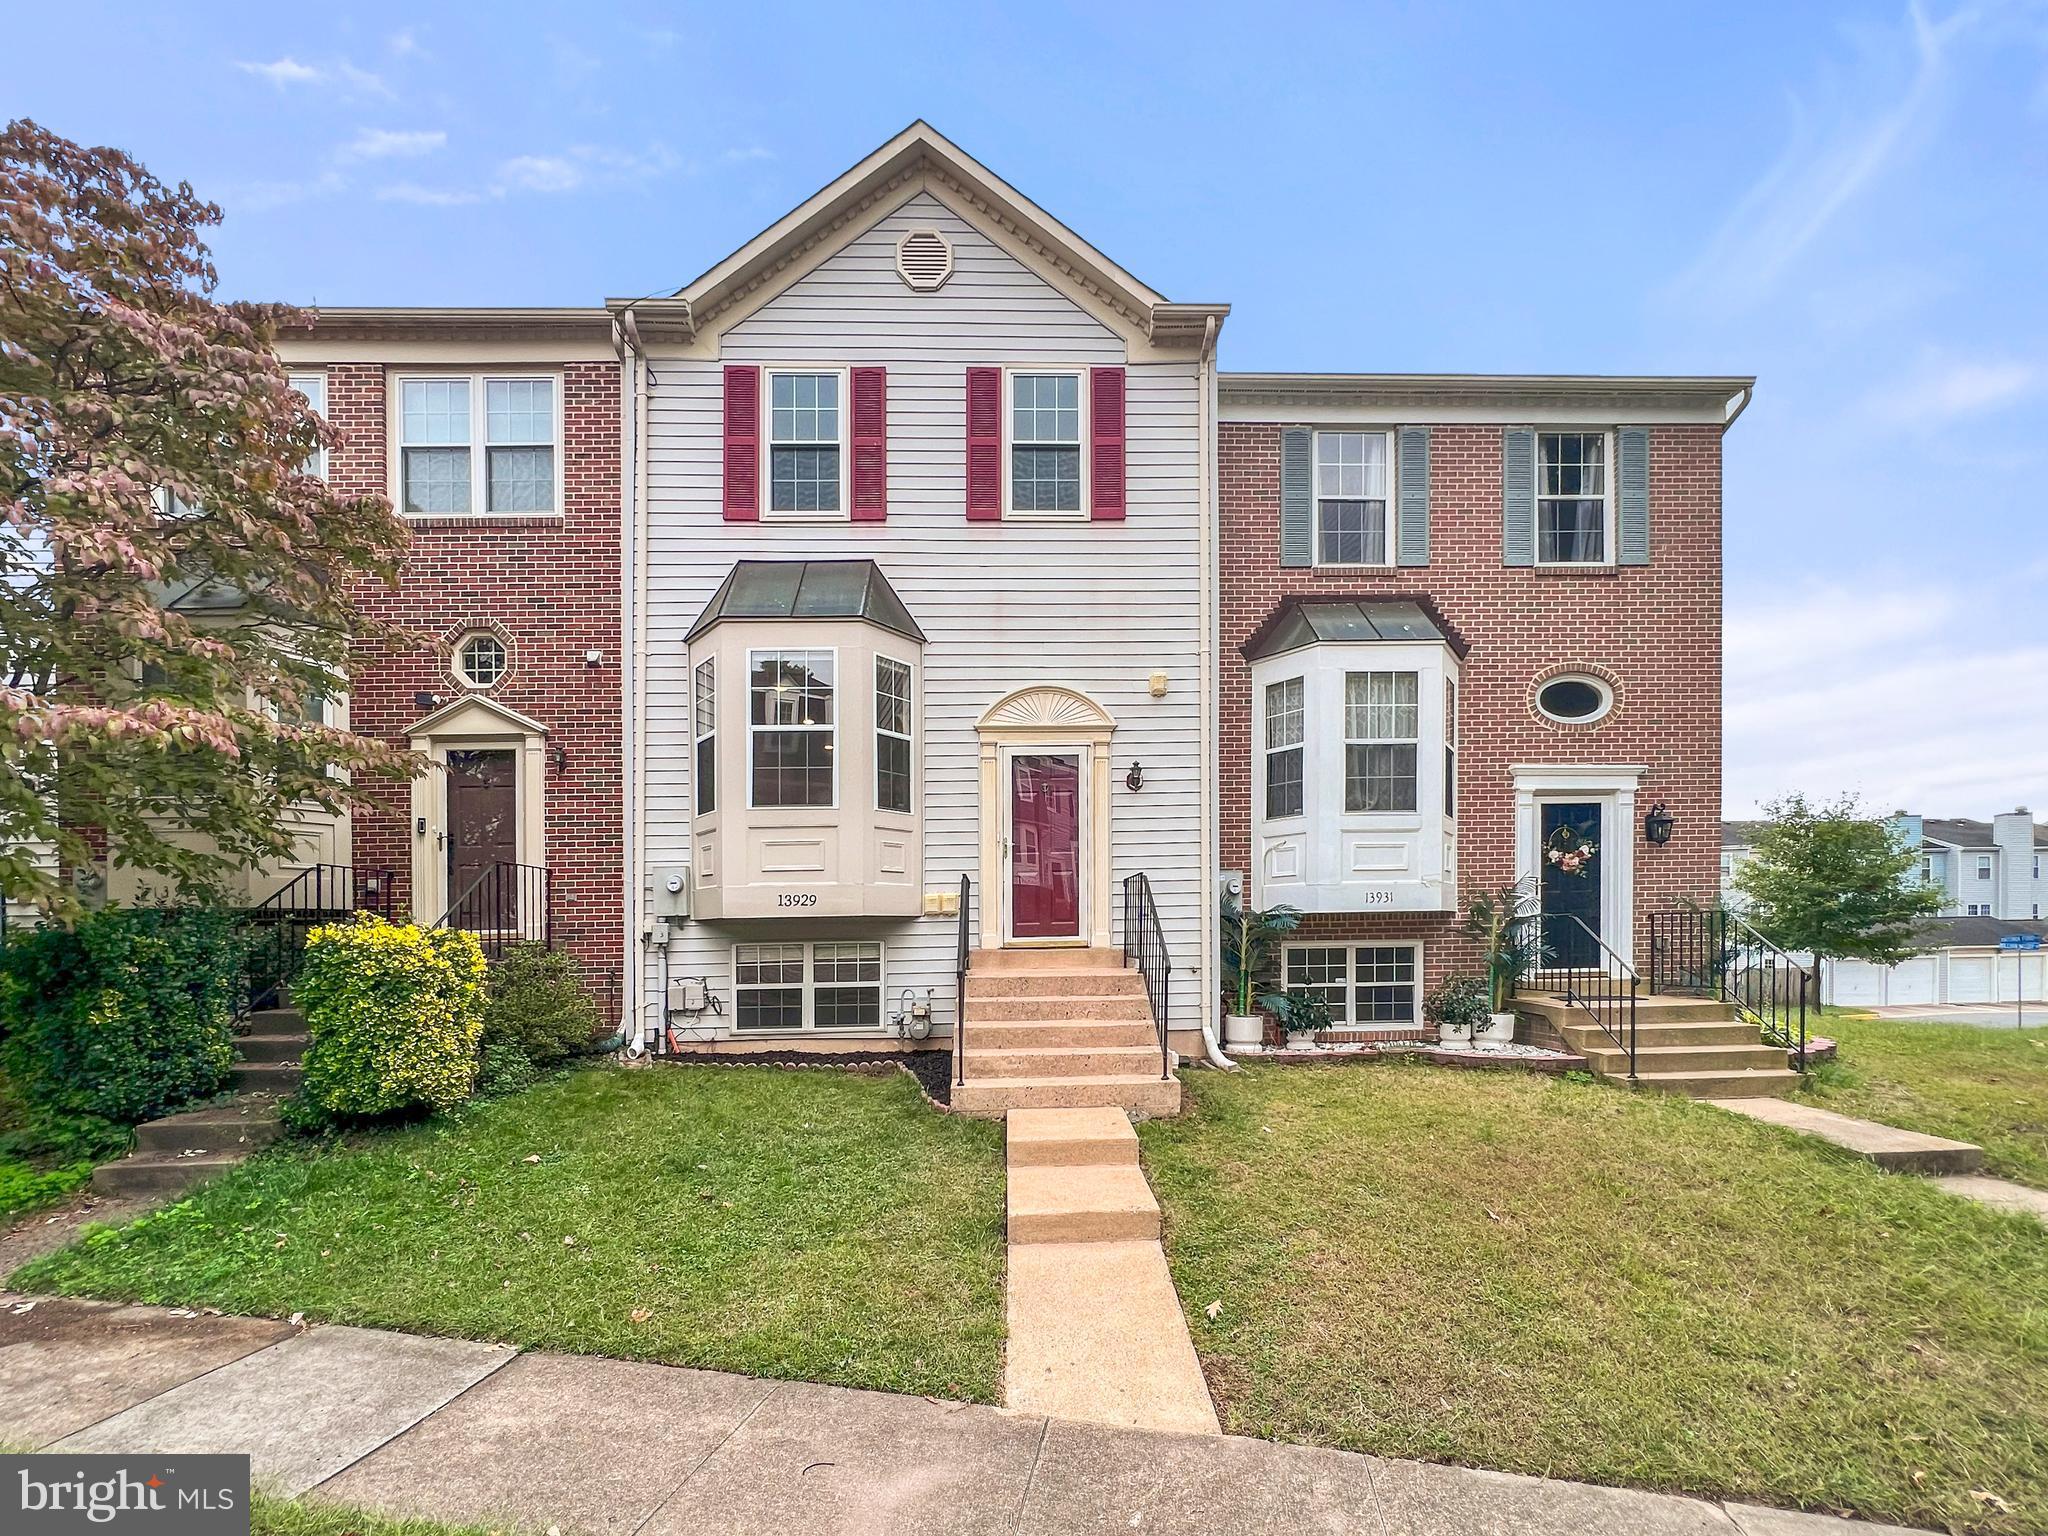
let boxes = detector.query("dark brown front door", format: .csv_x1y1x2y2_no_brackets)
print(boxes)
446,749,518,918
1010,753,1081,940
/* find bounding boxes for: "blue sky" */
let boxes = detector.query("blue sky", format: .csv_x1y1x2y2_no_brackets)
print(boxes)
14,1,2046,818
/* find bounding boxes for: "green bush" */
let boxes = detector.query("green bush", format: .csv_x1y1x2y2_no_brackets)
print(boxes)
475,1039,541,1097
482,943,602,1067
0,907,240,1123
295,917,485,1123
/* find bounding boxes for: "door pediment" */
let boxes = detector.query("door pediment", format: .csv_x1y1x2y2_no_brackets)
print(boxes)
406,694,549,746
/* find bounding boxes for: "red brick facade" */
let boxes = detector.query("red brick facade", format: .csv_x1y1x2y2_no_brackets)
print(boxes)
1219,419,1723,1018
324,360,623,975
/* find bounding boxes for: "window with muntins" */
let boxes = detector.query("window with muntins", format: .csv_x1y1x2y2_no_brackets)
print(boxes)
1444,676,1458,818
1314,431,1391,565
768,371,842,515
398,375,557,517
1284,944,1419,1026
1010,372,1082,513
1537,431,1607,563
749,649,835,807
1343,671,1419,812
1264,677,1305,819
1979,855,1994,879
694,658,717,815
875,656,912,814
289,371,327,478
733,940,882,1031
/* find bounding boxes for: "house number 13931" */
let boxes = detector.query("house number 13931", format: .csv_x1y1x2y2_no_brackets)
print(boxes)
777,892,818,908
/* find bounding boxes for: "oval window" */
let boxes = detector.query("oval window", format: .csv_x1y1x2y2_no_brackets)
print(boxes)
1536,675,1611,723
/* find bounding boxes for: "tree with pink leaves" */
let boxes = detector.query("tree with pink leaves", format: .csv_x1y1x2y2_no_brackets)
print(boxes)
1,119,413,918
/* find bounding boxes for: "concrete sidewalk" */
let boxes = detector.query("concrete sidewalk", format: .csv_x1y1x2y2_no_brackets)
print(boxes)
0,1294,1936,1536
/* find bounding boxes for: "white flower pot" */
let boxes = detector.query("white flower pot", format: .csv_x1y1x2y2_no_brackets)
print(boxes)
1438,1017,1475,1046
1285,1031,1322,1049
1223,1013,1265,1048
1474,1011,1517,1045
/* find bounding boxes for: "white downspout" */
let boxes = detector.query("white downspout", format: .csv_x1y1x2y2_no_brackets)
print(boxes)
617,314,653,1050
1195,313,1234,1072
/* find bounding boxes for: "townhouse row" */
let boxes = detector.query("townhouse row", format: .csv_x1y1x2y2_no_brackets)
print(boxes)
266,123,1747,1057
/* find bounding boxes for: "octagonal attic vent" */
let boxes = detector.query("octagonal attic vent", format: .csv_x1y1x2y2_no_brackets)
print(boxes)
896,229,953,291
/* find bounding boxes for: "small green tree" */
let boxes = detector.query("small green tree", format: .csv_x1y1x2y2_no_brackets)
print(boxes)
1733,793,1943,1001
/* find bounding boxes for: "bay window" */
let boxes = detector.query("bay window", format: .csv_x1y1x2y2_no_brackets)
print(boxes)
875,655,913,813
694,658,717,815
1343,671,1418,812
1264,678,1304,819
748,648,835,807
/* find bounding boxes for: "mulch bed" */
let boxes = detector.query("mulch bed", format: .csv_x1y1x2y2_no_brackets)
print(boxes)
652,1047,955,1106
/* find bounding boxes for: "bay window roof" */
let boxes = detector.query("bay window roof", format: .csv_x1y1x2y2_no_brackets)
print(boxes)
1241,597,1467,661
685,559,925,644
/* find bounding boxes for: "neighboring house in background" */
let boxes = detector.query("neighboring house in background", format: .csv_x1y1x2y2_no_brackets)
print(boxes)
1219,374,1745,1041
1720,810,2048,1005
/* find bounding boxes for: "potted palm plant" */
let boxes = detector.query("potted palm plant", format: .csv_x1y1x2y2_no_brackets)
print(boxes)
1220,890,1300,1048
1458,880,1539,1043
1264,986,1335,1049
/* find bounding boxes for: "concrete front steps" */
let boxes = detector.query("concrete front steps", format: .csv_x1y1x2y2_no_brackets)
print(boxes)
953,948,1180,1117
93,1007,305,1199
1003,1107,1218,1435
1518,992,1804,1099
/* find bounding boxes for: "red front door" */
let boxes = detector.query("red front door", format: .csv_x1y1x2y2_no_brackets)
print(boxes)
1010,753,1081,939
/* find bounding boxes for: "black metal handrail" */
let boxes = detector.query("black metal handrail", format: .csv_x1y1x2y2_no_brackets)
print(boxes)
955,873,972,1087
1122,872,1172,1082
1649,907,1810,1071
433,861,553,964
240,863,395,1014
1507,910,1639,1082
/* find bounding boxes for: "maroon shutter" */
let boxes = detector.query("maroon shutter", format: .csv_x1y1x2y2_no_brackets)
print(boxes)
1090,366,1126,521
965,366,1002,521
722,365,760,521
850,367,887,521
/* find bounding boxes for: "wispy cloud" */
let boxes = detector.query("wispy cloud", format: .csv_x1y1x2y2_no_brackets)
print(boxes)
722,145,775,165
1670,3,1977,317
236,56,323,88
339,128,446,162
386,27,422,58
234,54,391,99
222,170,347,212
1864,354,2038,424
1725,575,2048,815
375,141,681,207
498,154,584,193
375,182,481,207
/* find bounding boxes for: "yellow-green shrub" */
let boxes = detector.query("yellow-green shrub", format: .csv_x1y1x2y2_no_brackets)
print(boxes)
294,917,485,1122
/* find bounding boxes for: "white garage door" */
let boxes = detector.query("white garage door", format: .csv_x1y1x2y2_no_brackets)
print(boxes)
1948,956,1995,1004
1828,961,1886,1007
2026,954,2048,1001
1888,956,1939,1006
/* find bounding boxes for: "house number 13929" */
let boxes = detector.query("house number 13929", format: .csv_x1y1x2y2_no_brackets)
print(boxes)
777,892,818,908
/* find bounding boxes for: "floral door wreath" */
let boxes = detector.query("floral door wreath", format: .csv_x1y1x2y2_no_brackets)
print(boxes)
1545,821,1599,876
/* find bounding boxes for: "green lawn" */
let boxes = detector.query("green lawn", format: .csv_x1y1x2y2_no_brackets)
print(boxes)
13,1064,1007,1401
0,1068,129,1226
252,1494,504,1536
1803,1009,2048,1189
1139,1062,2048,1536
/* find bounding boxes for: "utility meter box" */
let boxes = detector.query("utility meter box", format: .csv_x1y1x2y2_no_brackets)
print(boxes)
650,865,692,919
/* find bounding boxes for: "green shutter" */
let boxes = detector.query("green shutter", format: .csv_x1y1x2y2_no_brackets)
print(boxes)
1280,426,1313,568
1396,426,1430,566
1502,427,1535,567
1617,425,1650,566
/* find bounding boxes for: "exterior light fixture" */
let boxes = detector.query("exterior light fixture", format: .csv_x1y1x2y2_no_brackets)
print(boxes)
1643,802,1675,845
414,690,440,710
550,745,569,775
1126,762,1145,791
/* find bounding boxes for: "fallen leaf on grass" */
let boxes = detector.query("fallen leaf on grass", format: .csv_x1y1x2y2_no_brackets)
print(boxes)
1972,1491,2011,1513
522,1155,542,1164
1203,1299,1223,1321
630,1308,653,1324
562,1236,576,1247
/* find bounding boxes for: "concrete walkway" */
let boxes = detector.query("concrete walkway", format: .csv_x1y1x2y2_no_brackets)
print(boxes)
0,1294,1937,1535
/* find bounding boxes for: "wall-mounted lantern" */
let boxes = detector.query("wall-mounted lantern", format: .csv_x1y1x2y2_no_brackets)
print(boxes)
1125,762,1145,792
1643,801,1675,845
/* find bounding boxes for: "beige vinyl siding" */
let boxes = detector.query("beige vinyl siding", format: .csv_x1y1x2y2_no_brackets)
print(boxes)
640,191,1206,1039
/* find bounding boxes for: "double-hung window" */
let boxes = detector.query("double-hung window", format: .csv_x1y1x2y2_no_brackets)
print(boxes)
1536,431,1608,563
1009,372,1082,514
397,375,558,517
1979,855,1994,880
767,371,844,515
1264,677,1304,819
1314,431,1392,565
748,649,835,807
1284,944,1420,1027
1443,676,1458,818
289,371,327,478
694,658,717,815
1344,671,1419,812
733,940,883,1031
875,656,913,814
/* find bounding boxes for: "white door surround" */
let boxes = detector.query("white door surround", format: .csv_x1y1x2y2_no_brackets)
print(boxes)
406,694,549,924
976,686,1116,950
1512,764,1644,970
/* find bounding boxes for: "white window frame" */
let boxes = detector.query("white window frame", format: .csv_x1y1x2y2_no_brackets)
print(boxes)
454,631,510,690
1312,428,1395,567
1444,675,1459,820
289,370,328,479
1978,854,1994,880
1262,676,1305,822
1281,941,1423,1028
1342,670,1421,815
693,656,717,817
1967,903,1991,917
875,654,914,816
745,645,839,810
1534,673,1616,725
730,939,886,1034
1003,366,1089,521
1535,429,1615,568
392,372,564,520
761,366,850,522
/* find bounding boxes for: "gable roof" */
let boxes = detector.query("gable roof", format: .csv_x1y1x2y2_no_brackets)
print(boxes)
1911,915,2048,950
607,122,1226,351
686,560,925,645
